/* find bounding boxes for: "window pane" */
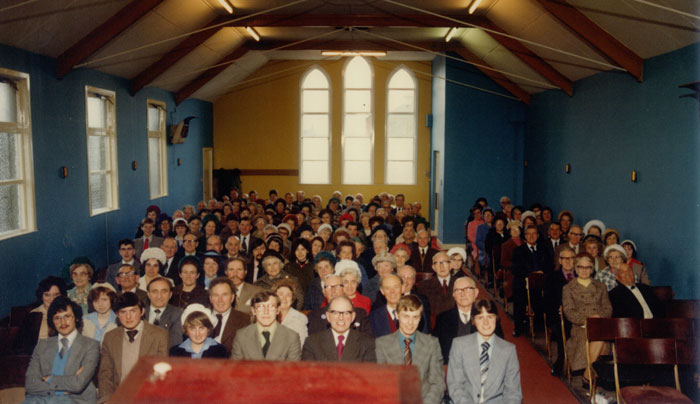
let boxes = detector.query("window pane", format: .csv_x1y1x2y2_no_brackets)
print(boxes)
387,137,414,160
301,161,329,184
0,184,20,233
87,135,108,171
343,114,371,137
344,57,371,88
301,138,329,160
90,173,109,212
388,89,414,113
148,137,161,197
301,115,329,138
345,90,370,113
302,69,328,89
387,114,415,138
148,106,161,131
386,161,414,184
0,82,17,123
343,161,371,184
389,69,414,89
302,90,329,113
0,132,19,181
87,96,106,128
343,137,371,161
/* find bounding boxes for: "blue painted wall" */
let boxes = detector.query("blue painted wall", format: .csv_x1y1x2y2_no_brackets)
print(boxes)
0,44,213,317
432,56,526,244
524,43,700,299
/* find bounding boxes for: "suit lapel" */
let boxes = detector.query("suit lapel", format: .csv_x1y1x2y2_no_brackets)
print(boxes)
139,323,154,356
64,336,83,373
484,336,506,394
385,331,404,364
267,325,286,359
466,335,482,390
413,333,428,370
340,330,359,362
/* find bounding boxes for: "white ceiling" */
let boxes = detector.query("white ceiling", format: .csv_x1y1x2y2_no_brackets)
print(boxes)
0,0,697,103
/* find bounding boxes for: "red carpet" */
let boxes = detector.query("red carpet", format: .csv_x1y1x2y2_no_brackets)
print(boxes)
470,274,579,404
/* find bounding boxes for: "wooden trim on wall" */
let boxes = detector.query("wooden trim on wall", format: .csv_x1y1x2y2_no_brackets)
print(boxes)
238,169,299,176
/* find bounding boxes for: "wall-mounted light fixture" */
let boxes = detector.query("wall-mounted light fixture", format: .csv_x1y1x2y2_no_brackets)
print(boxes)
321,50,387,57
60,166,68,178
631,170,637,182
177,158,182,166
565,163,571,174
524,160,528,167
132,161,138,171
468,0,482,14
245,26,260,42
445,27,458,43
218,0,234,14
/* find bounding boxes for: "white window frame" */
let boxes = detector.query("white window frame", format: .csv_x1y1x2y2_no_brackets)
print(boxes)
385,66,418,185
342,56,374,185
147,99,168,199
299,66,331,184
0,68,36,241
85,86,119,216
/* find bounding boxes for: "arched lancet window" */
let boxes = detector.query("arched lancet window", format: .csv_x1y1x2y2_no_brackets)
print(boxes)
299,67,330,184
385,66,417,185
342,56,373,184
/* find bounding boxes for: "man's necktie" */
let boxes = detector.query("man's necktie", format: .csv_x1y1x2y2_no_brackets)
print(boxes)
153,309,161,326
337,335,345,360
144,237,149,249
392,309,399,329
442,279,447,295
59,337,69,359
262,331,271,357
241,237,248,253
480,341,490,386
403,338,412,365
212,314,223,338
126,330,138,343
420,248,426,264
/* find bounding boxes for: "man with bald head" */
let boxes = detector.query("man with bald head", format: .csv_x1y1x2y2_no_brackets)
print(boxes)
370,274,429,337
307,274,372,336
409,230,439,272
302,296,376,362
432,276,503,363
416,251,457,317
608,263,662,319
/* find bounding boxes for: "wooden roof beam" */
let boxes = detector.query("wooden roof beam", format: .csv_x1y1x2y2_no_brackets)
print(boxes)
455,48,530,104
223,13,487,27
175,46,249,105
56,0,164,79
245,39,463,53
480,21,573,96
535,0,643,81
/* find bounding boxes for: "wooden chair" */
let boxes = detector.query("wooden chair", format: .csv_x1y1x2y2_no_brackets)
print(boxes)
665,300,700,318
0,326,20,355
613,338,693,404
559,306,571,384
9,305,31,327
585,317,642,400
651,286,674,303
641,318,696,340
525,272,546,344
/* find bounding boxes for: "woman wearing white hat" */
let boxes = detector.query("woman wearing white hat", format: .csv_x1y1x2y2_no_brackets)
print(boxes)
169,304,229,358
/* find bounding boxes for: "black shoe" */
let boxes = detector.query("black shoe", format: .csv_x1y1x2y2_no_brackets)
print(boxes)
551,361,563,376
581,377,590,389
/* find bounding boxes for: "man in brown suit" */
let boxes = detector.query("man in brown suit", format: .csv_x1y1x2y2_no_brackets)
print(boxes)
416,251,456,317
409,230,439,273
98,292,168,403
209,277,251,355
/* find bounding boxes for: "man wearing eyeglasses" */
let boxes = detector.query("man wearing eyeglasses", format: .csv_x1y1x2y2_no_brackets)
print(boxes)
105,239,141,290
231,291,301,361
301,296,375,362
416,252,458,317
307,274,373,336
433,277,503,364
115,264,148,307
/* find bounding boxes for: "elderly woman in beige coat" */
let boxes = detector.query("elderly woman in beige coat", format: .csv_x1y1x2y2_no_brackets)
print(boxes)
562,252,612,383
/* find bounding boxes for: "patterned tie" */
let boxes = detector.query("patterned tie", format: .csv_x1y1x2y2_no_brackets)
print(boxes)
59,337,69,359
153,309,161,326
241,237,248,254
420,248,426,264
126,330,138,343
212,314,223,338
480,341,490,387
262,331,271,357
337,335,345,360
403,338,412,365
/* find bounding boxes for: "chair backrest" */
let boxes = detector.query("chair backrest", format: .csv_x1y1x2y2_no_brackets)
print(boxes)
527,272,546,292
665,299,700,318
586,317,641,341
614,337,677,366
651,286,674,302
641,318,695,340
675,338,700,366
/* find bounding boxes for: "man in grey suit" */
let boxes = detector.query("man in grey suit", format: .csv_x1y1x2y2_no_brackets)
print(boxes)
145,277,183,348
105,239,141,289
133,218,163,260
231,290,301,361
376,295,445,404
24,297,100,404
302,296,375,362
447,299,522,404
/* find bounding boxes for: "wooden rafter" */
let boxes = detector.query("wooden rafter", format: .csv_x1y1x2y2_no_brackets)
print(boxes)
480,21,573,96
175,46,249,105
223,13,486,28
245,39,462,53
455,48,531,104
56,0,164,79
536,0,643,81
130,16,230,95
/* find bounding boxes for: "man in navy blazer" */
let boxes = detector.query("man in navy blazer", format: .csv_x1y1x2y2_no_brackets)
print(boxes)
447,299,521,404
24,297,100,404
370,274,429,337
609,264,663,319
302,296,375,362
